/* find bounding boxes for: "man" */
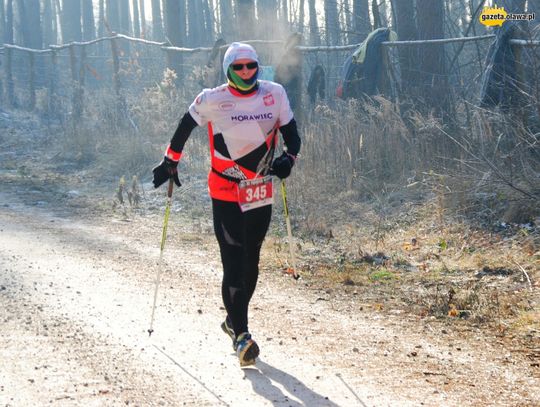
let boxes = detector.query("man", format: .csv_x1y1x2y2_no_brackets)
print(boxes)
152,42,301,367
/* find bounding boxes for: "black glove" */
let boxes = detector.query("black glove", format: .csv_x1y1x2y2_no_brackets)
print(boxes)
271,152,295,179
152,157,181,188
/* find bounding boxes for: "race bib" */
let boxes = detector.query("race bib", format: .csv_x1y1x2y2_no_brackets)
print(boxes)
237,176,273,212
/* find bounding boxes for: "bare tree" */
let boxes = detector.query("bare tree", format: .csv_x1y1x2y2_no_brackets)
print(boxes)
0,0,5,45
529,0,540,24
106,0,120,33
119,0,131,35
298,0,305,33
219,0,234,40
343,0,353,44
416,0,452,117
257,0,278,39
237,0,256,38
164,0,186,76
324,0,340,45
0,0,6,41
281,0,288,29
379,0,389,27
139,0,147,37
371,0,382,29
151,0,164,40
61,0,81,42
502,0,526,10
42,0,56,45
132,0,141,37
308,0,319,45
97,0,105,37
82,0,96,41
15,0,40,47
352,0,370,42
5,0,13,44
390,0,417,94
25,0,42,48
202,0,214,44
188,0,202,45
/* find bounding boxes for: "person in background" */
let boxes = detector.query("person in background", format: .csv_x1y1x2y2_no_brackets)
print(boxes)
152,42,301,367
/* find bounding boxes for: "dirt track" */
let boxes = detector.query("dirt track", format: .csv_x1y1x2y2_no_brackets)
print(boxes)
0,187,538,407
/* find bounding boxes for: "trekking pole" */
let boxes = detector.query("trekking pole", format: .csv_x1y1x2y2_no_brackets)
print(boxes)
148,178,174,336
280,179,300,280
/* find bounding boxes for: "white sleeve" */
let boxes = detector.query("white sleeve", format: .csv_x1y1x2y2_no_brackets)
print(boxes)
278,85,294,126
188,90,210,126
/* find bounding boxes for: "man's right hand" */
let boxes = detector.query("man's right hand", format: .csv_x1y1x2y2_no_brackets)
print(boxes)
152,157,181,188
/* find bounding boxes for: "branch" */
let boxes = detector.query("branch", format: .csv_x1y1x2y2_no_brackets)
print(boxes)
435,124,539,200
512,260,533,292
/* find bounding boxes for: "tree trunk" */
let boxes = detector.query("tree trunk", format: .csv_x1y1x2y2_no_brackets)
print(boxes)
26,0,42,48
15,0,28,46
529,0,540,10
187,0,201,45
139,0,146,37
132,0,141,37
15,0,41,48
344,0,353,44
219,0,234,39
502,0,526,10
98,0,105,37
164,0,186,77
390,0,417,95
5,0,13,44
298,0,305,34
106,0,120,33
62,0,81,42
0,0,4,105
0,0,5,46
308,0,319,45
202,0,214,44
324,0,340,45
237,0,255,39
528,0,540,27
42,0,54,45
257,0,278,39
81,0,96,41
371,0,381,29
379,0,388,26
416,0,451,118
51,0,58,43
352,0,370,42
281,0,288,29
151,0,164,40
119,0,131,35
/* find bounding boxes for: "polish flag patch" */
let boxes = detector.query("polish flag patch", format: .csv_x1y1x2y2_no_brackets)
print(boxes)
263,94,274,106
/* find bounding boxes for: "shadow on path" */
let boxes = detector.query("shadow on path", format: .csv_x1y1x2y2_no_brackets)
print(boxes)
153,345,231,406
244,359,341,406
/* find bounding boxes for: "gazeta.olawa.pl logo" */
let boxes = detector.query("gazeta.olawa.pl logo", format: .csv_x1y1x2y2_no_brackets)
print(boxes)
479,5,535,27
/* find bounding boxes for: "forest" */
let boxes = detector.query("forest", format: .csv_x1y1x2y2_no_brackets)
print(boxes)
0,1,539,404
0,1,538,204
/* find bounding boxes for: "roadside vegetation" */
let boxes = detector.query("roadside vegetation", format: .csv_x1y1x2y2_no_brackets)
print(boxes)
1,66,538,366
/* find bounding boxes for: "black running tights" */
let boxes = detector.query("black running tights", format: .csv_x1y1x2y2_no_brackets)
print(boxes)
212,199,272,337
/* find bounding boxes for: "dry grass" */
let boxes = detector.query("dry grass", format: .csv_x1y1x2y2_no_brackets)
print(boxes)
19,69,539,349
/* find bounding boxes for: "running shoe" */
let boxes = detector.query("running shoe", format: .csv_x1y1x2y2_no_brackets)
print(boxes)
236,332,259,367
221,316,237,350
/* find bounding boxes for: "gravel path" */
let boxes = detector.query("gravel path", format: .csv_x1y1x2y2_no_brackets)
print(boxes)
0,192,538,406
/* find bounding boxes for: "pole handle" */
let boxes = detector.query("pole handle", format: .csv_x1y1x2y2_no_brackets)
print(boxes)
167,177,174,198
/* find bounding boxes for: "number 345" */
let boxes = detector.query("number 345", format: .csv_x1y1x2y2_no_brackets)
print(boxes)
246,185,268,202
